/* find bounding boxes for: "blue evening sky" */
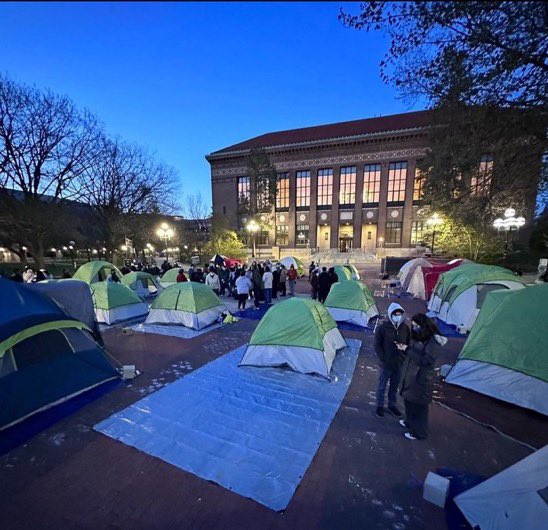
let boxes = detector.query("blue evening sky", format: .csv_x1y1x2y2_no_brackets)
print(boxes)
0,2,425,211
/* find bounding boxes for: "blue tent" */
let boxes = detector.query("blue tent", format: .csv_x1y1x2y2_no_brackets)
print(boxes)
0,279,120,431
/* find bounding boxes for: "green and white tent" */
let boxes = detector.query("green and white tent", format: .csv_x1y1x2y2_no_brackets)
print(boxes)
279,256,305,276
333,265,353,282
239,298,347,378
446,284,548,415
73,260,123,284
90,282,149,325
325,280,379,328
159,268,180,288
344,264,361,281
121,271,163,299
146,282,224,330
427,263,525,331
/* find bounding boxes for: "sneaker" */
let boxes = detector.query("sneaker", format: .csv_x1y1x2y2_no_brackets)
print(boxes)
399,419,408,428
375,407,385,417
388,405,402,417
404,432,418,440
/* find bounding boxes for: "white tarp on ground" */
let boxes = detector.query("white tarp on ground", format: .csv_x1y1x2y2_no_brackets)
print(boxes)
129,322,223,339
95,339,361,511
455,445,548,530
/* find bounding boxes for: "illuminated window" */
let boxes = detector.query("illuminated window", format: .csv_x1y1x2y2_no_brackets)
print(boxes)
275,225,288,246
387,162,407,203
339,166,356,206
411,221,426,244
471,154,493,197
257,229,269,245
385,221,402,245
413,167,425,202
317,168,333,208
296,224,310,246
296,170,310,209
363,164,381,204
237,176,250,206
276,173,289,210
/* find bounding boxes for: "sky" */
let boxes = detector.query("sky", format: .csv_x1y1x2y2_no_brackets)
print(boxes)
0,2,425,211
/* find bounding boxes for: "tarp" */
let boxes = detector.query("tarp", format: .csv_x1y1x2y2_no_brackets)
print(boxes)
95,339,361,511
333,265,352,282
72,260,123,284
455,445,548,530
129,322,223,339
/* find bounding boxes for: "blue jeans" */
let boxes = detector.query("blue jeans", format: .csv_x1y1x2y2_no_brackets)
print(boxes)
264,288,272,305
376,366,401,408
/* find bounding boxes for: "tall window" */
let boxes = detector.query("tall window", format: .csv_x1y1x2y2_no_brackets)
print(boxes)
296,224,310,246
387,162,407,203
413,167,425,202
258,229,269,246
339,166,356,206
411,221,426,244
276,173,289,210
296,170,310,209
317,168,333,208
275,225,288,246
385,221,402,245
237,176,250,206
471,154,493,197
363,164,381,204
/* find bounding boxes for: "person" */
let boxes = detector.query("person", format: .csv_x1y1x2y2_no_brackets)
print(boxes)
308,261,316,281
205,267,220,294
272,265,280,300
194,267,205,283
35,269,48,282
22,267,35,283
252,265,262,309
107,269,121,283
288,264,298,296
374,302,411,418
262,266,273,305
220,267,230,296
121,264,131,275
310,268,319,300
161,259,170,273
62,269,72,279
9,269,23,282
235,270,253,310
397,313,447,440
176,268,187,283
318,267,330,303
279,265,287,296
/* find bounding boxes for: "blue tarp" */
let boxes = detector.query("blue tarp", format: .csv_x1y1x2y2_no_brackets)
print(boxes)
95,339,361,511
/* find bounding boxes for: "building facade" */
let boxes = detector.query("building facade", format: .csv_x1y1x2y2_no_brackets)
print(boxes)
206,110,509,257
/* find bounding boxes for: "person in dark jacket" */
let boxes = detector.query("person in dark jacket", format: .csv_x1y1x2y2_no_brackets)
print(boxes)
396,313,447,440
318,267,330,303
310,268,319,299
374,302,411,418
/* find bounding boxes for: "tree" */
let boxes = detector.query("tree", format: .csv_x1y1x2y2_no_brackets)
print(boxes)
203,218,246,259
180,192,211,258
0,74,101,267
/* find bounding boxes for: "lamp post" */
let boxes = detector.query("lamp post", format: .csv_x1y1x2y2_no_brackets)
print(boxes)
427,213,443,255
493,208,526,262
156,222,174,261
246,220,259,258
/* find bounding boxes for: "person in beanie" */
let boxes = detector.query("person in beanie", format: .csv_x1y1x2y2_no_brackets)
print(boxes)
374,302,411,418
397,313,446,440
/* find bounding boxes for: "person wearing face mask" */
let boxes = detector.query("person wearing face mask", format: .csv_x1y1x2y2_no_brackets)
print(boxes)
396,313,447,440
374,302,411,418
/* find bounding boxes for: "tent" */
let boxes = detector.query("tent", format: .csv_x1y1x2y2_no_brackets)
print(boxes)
407,262,461,300
397,257,432,291
279,256,305,276
344,264,361,280
239,298,346,378
427,263,525,331
446,284,548,415
121,271,163,299
210,254,243,268
325,280,379,327
159,267,181,287
0,278,120,430
454,445,548,530
72,260,123,284
210,253,225,266
333,265,353,282
90,282,149,325
146,282,224,330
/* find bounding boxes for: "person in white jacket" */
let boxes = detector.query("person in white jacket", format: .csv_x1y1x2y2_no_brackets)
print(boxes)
205,267,220,295
262,266,273,306
235,270,253,310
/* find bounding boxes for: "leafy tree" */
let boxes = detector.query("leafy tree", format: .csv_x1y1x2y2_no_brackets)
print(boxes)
203,227,246,260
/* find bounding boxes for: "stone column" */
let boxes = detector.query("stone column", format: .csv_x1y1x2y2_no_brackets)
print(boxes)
353,165,364,250
288,170,297,247
309,167,318,249
402,159,416,248
377,161,389,246
330,166,341,249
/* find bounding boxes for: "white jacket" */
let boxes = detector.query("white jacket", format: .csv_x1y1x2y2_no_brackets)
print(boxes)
205,272,220,290
262,271,273,289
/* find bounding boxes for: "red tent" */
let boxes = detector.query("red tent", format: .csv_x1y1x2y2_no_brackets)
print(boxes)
423,261,462,300
223,256,243,268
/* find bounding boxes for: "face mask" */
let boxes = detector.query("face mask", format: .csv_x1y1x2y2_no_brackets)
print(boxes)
412,324,421,332
392,314,402,323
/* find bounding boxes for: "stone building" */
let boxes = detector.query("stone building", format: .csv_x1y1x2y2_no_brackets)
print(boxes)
206,109,514,258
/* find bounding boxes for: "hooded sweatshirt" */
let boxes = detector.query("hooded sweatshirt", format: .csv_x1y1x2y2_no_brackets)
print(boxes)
205,272,220,290
374,302,411,371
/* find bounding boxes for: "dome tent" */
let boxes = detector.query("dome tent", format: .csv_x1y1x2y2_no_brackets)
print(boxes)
407,262,461,300
446,284,548,415
159,267,180,287
333,265,352,282
0,278,120,430
279,256,305,276
146,282,224,330
91,282,149,325
72,260,123,284
239,298,346,378
397,257,432,291
121,271,163,299
325,280,379,327
344,264,361,280
427,263,525,331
